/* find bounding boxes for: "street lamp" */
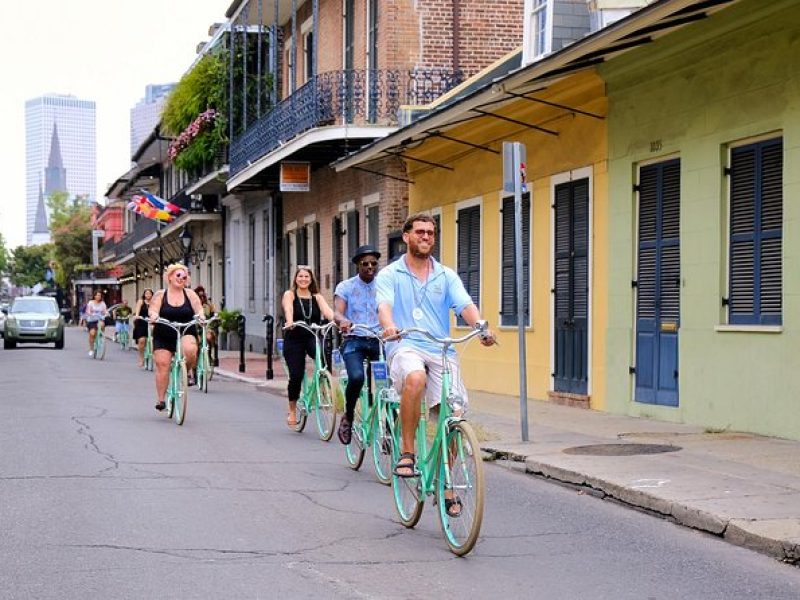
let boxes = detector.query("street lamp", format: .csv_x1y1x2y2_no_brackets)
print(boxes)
195,240,207,263
179,225,193,267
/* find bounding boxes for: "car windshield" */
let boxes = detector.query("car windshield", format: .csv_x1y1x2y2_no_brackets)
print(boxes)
11,299,58,315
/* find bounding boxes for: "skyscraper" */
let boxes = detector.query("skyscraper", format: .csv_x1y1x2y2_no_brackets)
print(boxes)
130,83,175,156
25,94,96,245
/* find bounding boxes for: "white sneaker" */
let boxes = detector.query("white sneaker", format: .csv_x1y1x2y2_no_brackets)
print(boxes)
88,350,94,357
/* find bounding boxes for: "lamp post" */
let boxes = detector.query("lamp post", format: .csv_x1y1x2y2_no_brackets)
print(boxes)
179,225,193,268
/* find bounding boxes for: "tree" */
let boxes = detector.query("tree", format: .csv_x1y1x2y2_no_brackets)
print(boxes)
0,232,8,275
9,244,52,288
47,192,93,288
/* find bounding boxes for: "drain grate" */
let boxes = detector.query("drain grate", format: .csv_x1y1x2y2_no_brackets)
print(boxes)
563,443,681,456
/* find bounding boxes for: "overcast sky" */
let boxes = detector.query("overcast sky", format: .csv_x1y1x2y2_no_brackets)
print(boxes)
0,0,229,249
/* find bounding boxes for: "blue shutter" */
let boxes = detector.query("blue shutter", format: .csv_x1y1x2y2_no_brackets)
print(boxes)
729,138,782,325
501,194,531,326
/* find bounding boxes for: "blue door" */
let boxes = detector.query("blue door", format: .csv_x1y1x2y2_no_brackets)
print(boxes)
553,178,589,395
635,160,680,406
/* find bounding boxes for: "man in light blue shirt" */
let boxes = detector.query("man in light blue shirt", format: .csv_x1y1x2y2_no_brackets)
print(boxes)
334,244,382,445
377,213,496,505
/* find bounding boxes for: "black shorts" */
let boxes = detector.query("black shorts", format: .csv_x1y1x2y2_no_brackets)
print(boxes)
86,321,100,331
152,325,198,352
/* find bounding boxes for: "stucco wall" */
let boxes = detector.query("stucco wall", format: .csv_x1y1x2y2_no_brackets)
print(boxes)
601,0,800,437
404,71,609,405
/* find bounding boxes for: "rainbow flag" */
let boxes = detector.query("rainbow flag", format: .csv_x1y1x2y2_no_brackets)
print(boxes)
127,196,174,223
138,190,184,216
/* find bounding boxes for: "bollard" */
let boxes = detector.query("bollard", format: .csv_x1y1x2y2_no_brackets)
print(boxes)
262,314,275,380
237,314,246,373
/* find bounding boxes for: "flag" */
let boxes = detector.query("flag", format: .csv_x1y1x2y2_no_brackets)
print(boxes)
138,190,184,216
127,196,174,223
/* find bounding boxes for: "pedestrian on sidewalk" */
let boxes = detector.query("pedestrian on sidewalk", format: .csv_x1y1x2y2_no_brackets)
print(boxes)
132,288,153,368
281,266,335,428
333,244,382,445
376,213,496,515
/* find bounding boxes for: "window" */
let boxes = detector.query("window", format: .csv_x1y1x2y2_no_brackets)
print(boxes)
526,0,551,60
366,204,379,247
431,213,441,262
727,137,783,325
248,214,256,302
303,31,314,83
344,209,360,277
457,205,481,324
501,194,531,326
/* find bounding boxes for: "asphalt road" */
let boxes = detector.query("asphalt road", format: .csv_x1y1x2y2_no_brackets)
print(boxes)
2,327,800,599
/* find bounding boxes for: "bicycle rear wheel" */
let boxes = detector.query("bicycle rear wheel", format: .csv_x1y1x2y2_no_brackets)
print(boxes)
436,420,485,556
344,395,366,470
371,391,396,485
315,371,336,441
293,398,308,432
173,361,189,426
391,414,424,527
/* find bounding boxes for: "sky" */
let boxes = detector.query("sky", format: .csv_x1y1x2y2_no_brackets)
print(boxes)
0,0,231,250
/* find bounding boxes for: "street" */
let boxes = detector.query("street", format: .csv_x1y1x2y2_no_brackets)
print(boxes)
2,328,800,599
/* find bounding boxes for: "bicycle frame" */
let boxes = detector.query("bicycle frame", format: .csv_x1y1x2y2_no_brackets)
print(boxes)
282,321,338,440
196,317,219,393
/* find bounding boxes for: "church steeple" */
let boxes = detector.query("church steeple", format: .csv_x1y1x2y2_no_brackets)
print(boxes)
31,178,51,246
44,123,67,196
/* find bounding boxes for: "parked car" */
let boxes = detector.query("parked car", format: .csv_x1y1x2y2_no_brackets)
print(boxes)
0,304,6,338
3,296,64,349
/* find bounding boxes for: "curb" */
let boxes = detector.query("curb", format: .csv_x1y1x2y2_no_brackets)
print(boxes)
483,445,800,564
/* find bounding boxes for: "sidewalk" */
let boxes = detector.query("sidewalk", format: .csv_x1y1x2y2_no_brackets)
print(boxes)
215,353,800,563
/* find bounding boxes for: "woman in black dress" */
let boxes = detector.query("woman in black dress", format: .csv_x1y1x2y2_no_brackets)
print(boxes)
133,288,153,367
148,265,204,411
281,266,335,428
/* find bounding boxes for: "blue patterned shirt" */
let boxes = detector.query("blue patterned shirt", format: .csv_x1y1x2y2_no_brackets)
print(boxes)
334,275,380,336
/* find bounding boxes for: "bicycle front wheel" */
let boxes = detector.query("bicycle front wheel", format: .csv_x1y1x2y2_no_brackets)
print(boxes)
144,337,154,371
96,332,106,360
315,371,336,441
371,392,396,485
391,414,424,528
436,420,485,556
173,361,189,426
344,395,365,470
198,348,210,393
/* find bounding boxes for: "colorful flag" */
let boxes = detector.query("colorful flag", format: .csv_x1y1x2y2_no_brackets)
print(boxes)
127,196,174,223
138,190,184,216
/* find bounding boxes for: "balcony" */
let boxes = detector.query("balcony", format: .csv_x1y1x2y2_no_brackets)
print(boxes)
230,68,462,176
100,217,159,263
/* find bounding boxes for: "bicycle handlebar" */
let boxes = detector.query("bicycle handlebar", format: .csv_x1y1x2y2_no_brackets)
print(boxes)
282,321,337,336
346,323,384,340
396,320,491,347
136,316,202,334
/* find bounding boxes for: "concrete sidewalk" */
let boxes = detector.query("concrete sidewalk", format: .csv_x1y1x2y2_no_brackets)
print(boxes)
215,351,800,563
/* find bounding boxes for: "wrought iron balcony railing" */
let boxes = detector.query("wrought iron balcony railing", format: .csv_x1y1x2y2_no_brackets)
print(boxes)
230,68,462,176
100,217,159,262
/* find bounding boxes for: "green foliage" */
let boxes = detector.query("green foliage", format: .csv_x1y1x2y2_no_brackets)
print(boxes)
218,308,242,332
47,192,93,288
9,244,52,287
0,232,8,275
162,52,228,174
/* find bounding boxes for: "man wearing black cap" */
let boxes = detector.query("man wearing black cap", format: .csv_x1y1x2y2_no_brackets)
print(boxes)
333,244,382,445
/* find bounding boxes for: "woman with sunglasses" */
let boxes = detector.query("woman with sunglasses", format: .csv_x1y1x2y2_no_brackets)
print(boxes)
281,265,335,428
148,264,205,411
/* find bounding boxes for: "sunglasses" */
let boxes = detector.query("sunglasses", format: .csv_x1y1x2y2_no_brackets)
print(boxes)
412,229,435,238
359,260,378,268
173,272,188,280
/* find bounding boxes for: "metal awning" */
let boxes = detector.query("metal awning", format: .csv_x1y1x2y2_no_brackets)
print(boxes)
333,0,741,173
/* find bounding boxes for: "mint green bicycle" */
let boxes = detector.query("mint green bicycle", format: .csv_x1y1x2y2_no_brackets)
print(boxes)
337,324,399,485
196,317,218,393
390,322,490,556
116,320,130,351
143,326,154,371
143,317,200,426
91,321,106,360
279,321,337,440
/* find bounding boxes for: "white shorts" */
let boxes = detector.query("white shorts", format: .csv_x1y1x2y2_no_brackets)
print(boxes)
389,345,469,411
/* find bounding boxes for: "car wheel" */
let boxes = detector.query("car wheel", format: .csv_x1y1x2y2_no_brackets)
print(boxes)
4,338,16,349
55,337,64,349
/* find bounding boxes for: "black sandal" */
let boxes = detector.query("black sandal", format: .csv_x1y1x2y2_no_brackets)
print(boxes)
444,495,463,518
393,452,417,478
155,402,166,411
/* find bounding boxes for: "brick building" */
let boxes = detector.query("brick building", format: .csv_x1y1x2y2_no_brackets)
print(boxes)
222,0,523,350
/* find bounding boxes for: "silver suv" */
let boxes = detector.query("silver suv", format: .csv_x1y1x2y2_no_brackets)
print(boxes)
3,296,65,349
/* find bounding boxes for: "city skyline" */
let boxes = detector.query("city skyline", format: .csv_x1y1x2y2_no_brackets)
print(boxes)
25,94,97,245
0,0,226,250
